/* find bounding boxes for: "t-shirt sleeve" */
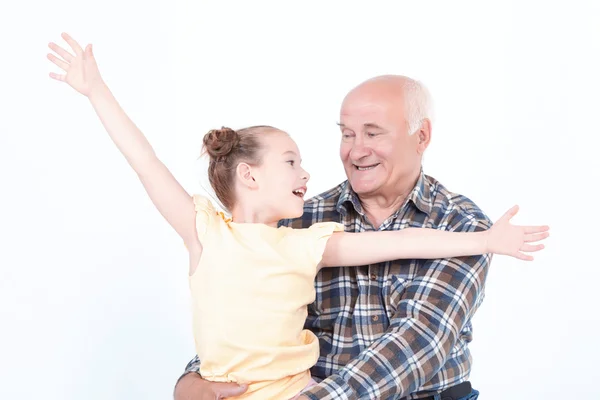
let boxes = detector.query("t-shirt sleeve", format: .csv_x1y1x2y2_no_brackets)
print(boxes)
304,222,345,266
192,194,216,241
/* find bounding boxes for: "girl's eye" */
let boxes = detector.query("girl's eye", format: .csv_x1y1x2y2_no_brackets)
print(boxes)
287,160,295,166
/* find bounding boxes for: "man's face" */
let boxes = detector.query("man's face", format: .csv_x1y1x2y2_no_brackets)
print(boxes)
339,88,424,197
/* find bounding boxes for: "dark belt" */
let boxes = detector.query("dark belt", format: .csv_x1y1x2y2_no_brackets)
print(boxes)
420,381,472,400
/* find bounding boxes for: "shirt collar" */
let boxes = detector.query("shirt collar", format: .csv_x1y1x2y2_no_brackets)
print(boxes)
336,168,432,217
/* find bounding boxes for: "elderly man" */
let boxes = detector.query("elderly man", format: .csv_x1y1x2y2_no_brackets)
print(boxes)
175,75,488,400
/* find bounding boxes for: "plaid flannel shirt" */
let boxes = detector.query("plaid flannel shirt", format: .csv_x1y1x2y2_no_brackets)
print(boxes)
184,171,492,399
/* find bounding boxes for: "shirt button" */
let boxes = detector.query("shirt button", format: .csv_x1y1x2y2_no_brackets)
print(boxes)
370,274,377,280
372,315,379,322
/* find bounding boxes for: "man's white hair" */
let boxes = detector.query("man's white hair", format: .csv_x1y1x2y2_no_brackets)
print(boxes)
403,78,434,135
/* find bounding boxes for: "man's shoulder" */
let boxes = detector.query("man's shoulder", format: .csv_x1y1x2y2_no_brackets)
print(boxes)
425,174,492,230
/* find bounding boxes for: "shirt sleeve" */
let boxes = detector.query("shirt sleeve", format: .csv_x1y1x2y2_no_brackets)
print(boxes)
301,215,492,400
304,222,345,266
184,354,201,374
192,194,216,241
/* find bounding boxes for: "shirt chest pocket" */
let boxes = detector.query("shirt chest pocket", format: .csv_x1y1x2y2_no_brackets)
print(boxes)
384,260,420,318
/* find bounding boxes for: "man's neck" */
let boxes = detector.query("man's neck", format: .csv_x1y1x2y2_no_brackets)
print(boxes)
358,171,420,229
360,194,408,229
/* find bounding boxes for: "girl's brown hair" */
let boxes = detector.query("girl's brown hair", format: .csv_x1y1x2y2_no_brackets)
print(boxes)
202,125,280,211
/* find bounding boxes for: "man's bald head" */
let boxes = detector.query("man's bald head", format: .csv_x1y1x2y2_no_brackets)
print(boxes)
342,75,433,135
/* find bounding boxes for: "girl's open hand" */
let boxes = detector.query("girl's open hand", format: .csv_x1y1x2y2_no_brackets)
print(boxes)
47,33,104,97
487,205,550,261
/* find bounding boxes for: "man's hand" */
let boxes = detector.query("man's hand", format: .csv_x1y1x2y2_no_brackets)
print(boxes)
174,373,248,400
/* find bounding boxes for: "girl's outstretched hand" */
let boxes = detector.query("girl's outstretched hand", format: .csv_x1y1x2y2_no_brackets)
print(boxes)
487,205,550,261
47,32,104,97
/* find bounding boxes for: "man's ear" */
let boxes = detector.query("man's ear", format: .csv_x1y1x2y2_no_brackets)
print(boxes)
236,162,258,189
416,118,432,155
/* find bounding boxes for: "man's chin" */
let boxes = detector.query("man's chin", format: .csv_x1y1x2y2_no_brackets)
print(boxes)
349,178,382,195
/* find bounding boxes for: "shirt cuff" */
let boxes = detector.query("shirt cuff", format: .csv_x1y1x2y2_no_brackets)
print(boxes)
302,375,357,400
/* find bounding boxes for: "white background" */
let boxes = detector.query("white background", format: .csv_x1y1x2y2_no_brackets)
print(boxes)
1,1,598,399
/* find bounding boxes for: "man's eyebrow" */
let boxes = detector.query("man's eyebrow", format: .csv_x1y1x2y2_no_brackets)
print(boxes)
336,122,385,129
363,122,384,129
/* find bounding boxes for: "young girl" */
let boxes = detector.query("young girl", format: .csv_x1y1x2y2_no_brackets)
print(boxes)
47,33,549,400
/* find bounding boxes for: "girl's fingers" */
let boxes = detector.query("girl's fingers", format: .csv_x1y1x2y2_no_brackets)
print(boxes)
49,72,66,82
499,205,519,223
48,42,74,63
516,252,534,261
61,32,83,56
520,243,545,252
524,232,550,243
47,53,69,72
524,225,550,234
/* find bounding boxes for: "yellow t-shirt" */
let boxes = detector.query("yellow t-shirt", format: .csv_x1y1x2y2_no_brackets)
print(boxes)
189,195,344,399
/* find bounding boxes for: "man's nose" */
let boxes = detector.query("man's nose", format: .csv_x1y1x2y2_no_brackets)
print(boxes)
349,140,371,160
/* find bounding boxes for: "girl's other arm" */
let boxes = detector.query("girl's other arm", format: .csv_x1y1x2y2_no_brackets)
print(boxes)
319,205,549,268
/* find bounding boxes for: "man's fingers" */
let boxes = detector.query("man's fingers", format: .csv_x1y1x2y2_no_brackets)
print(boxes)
173,373,248,400
216,382,248,397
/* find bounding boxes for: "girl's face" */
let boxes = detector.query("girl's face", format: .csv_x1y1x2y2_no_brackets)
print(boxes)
251,132,310,221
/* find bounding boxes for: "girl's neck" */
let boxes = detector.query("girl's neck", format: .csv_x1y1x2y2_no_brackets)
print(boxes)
230,204,279,227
